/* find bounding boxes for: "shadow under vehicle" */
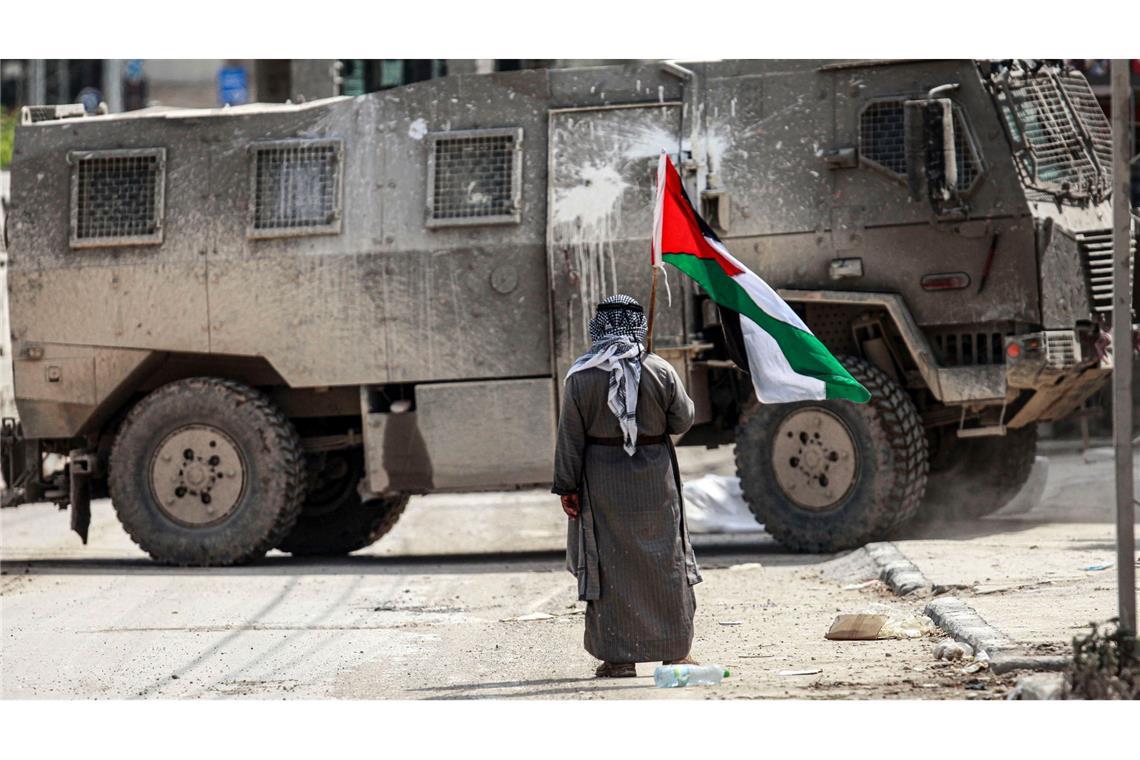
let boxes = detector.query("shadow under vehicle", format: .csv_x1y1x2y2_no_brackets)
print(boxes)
1,59,1132,563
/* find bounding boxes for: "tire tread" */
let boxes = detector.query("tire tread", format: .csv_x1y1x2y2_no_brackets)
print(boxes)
108,377,305,566
734,356,928,552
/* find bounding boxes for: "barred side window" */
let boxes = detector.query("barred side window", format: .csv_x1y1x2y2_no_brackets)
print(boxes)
69,148,165,248
859,99,983,192
859,101,907,176
426,128,523,227
248,139,344,239
951,108,982,192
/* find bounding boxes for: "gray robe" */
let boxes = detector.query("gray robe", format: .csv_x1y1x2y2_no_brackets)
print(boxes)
552,352,701,663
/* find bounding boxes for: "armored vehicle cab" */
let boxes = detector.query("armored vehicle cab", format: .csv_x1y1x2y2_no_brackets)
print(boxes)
1,59,1130,563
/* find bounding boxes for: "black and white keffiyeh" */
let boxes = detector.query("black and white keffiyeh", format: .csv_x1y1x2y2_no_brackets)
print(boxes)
566,294,648,456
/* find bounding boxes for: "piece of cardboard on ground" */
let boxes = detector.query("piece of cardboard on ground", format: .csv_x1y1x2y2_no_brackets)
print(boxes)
825,613,888,640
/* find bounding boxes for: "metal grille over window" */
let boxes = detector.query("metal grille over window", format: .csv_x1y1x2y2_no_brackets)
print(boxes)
994,67,1111,199
1058,72,1113,172
427,128,523,226
861,100,981,191
249,140,343,238
952,109,981,191
69,148,165,248
859,101,907,175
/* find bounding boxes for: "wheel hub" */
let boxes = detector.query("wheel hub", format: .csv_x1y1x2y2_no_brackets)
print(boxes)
150,425,246,526
771,407,858,511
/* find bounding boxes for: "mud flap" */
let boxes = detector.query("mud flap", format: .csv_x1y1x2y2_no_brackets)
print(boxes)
1,419,29,508
68,450,95,544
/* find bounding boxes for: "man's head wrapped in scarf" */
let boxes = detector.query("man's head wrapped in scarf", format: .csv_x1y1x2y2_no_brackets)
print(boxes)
567,294,648,455
587,293,648,347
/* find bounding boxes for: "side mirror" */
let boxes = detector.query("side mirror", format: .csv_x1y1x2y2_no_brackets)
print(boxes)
905,98,959,207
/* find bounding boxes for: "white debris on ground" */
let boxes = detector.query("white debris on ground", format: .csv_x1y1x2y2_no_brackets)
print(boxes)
932,639,975,661
859,602,937,639
683,474,763,533
960,650,991,674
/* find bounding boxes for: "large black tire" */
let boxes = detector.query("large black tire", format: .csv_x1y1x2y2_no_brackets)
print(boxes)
918,424,1038,521
108,377,305,566
276,449,408,556
734,356,928,552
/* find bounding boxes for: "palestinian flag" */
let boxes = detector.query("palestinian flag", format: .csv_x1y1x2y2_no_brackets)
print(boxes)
651,152,869,404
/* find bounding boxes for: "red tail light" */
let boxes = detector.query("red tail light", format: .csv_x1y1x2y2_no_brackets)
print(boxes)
921,272,971,291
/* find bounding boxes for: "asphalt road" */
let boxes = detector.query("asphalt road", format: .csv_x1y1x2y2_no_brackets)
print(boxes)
1,445,1134,699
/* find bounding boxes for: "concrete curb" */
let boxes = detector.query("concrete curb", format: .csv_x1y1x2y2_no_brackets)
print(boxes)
989,654,1070,675
924,596,1013,655
867,543,1073,675
864,542,933,596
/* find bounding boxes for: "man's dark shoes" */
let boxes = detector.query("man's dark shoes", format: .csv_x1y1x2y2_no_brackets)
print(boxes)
595,661,637,678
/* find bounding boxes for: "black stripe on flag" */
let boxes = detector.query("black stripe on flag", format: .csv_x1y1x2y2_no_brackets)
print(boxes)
674,177,751,377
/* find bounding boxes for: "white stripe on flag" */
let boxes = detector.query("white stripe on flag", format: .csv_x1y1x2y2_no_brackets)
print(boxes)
741,318,828,403
705,235,814,335
703,233,826,402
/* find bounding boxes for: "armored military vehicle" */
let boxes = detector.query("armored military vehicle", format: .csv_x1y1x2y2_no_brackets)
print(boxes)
1,59,1130,563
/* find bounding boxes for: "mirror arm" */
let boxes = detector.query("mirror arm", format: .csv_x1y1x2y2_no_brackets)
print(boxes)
937,99,958,195
926,84,960,199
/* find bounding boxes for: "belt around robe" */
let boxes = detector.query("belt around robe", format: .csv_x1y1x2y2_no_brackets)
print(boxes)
586,434,667,447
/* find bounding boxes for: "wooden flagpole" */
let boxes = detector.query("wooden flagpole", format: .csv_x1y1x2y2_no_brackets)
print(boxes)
647,266,659,353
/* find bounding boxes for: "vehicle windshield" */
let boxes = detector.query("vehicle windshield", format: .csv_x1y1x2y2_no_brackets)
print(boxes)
989,63,1112,202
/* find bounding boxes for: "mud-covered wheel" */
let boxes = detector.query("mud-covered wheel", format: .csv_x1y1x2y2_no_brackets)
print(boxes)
108,377,305,566
918,425,1038,521
734,356,928,552
276,448,408,556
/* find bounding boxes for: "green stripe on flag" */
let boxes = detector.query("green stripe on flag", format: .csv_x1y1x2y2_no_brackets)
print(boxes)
664,253,870,403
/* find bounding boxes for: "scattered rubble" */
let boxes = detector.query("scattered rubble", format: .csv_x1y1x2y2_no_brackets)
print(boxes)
932,639,974,661
1008,673,1064,700
960,650,991,675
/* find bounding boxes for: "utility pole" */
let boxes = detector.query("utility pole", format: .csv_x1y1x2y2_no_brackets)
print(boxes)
29,59,46,105
1111,59,1136,635
104,59,124,113
58,60,69,104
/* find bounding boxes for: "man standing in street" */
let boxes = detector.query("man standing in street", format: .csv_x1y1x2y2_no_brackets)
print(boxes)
552,294,702,678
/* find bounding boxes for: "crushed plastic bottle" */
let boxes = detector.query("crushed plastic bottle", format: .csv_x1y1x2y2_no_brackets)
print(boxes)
653,664,729,688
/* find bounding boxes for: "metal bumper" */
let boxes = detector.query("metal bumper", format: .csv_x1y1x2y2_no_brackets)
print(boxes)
1002,329,1113,428
779,289,1009,403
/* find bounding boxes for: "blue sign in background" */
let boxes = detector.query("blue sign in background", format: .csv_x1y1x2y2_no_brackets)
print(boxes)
217,66,249,106
125,59,145,83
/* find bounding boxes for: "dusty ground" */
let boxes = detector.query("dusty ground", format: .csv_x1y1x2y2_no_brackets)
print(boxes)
1,446,1135,700
895,445,1140,646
